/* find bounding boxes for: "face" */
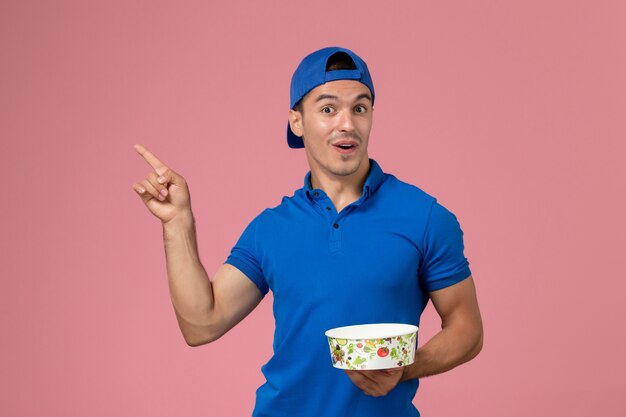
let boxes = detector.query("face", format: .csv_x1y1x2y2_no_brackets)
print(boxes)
289,79,373,181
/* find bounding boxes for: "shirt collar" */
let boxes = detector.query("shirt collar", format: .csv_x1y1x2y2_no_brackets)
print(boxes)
303,158,385,202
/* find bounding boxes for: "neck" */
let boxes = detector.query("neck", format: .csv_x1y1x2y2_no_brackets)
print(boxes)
309,158,371,210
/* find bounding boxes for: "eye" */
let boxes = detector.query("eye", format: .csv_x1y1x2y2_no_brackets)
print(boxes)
321,106,334,114
354,105,367,113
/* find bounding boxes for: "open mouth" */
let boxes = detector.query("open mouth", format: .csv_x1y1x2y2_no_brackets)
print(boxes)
333,143,357,154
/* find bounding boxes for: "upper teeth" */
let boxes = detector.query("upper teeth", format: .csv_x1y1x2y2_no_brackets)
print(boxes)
338,144,352,148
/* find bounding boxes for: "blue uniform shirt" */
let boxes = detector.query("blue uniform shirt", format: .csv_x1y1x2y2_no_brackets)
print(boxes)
225,158,471,417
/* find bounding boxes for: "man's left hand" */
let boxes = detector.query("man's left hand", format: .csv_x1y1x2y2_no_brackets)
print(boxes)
344,366,404,397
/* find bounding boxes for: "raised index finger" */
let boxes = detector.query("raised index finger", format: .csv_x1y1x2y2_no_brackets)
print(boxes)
133,144,168,175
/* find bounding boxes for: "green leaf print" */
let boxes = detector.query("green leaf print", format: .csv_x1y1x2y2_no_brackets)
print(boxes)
391,347,398,360
353,357,366,366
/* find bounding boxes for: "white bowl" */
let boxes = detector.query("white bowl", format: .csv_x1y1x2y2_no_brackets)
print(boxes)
325,323,418,370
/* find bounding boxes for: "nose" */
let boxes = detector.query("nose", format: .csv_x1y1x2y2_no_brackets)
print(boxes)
337,109,355,132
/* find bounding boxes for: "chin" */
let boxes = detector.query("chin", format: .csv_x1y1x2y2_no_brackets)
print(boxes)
332,159,363,176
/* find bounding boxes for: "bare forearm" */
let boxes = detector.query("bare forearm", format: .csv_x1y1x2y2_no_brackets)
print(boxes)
400,322,483,382
162,211,215,344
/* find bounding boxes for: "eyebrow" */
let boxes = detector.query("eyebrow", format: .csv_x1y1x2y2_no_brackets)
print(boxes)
314,93,372,103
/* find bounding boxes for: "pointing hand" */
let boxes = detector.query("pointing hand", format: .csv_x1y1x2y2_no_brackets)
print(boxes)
132,144,192,225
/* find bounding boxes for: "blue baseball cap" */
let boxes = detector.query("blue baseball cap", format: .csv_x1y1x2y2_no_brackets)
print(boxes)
287,46,375,149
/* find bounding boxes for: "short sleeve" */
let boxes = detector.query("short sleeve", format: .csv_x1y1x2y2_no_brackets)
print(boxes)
224,214,269,297
419,201,472,292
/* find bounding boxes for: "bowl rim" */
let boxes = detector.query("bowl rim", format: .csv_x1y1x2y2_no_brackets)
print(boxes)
325,323,419,339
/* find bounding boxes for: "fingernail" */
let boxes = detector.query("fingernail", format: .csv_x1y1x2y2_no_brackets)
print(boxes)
157,176,166,183
158,194,165,200
160,188,168,196
138,186,145,193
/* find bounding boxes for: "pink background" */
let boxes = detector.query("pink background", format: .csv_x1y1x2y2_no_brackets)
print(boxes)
2,1,625,415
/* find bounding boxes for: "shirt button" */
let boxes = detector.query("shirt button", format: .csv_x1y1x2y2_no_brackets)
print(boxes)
333,223,339,229
314,191,319,197
326,207,331,211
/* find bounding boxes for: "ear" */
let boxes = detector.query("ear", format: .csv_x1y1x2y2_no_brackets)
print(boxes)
289,109,303,137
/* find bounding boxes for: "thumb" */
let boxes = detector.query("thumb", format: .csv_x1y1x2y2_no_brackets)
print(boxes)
156,167,186,188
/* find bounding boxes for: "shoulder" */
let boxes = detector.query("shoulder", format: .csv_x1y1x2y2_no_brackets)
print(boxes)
382,173,435,201
377,173,438,215
384,173,463,216
246,192,301,230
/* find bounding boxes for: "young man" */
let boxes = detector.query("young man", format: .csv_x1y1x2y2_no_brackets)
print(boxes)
133,46,483,416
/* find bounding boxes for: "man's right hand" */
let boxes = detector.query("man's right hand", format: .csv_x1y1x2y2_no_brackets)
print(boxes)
132,144,192,225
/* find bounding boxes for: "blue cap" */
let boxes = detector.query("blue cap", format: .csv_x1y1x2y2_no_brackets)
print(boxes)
287,46,375,149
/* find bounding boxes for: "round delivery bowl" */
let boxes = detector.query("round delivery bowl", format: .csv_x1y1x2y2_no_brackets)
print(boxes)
325,323,418,370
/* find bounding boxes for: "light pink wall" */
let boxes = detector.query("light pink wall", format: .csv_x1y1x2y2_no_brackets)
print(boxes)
2,1,624,415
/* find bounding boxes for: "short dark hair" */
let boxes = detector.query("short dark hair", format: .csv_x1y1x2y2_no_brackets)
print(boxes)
292,52,357,114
